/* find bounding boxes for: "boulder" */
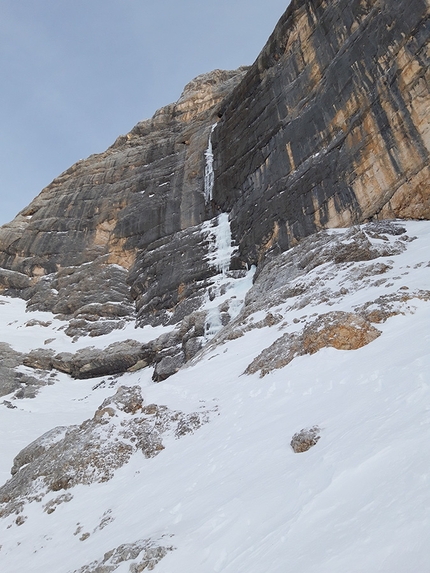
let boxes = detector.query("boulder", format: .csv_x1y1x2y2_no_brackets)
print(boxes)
291,427,321,453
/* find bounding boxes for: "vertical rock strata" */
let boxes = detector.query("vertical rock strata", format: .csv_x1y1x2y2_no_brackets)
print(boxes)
0,0,429,324
0,69,247,322
213,0,430,263
0,68,246,277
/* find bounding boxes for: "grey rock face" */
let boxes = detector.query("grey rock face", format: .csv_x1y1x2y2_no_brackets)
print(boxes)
153,353,185,383
213,0,430,264
0,69,247,329
26,258,134,315
129,216,226,328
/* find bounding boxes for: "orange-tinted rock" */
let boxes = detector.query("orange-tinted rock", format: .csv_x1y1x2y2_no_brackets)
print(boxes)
213,0,430,264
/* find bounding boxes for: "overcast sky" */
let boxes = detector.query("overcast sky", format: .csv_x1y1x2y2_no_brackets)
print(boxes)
0,0,290,225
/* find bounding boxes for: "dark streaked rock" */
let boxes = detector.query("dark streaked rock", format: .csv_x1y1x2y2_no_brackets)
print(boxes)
212,0,430,265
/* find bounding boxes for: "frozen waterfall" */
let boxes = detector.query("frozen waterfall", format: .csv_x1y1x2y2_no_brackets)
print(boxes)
204,123,217,203
204,212,233,276
201,212,255,341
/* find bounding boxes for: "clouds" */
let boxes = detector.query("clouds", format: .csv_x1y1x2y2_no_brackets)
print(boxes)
0,0,289,224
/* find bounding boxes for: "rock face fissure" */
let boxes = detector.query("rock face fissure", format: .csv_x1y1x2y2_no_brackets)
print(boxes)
0,0,428,332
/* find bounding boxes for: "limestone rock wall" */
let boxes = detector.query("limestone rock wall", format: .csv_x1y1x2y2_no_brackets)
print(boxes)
212,0,430,264
0,68,246,278
0,69,247,323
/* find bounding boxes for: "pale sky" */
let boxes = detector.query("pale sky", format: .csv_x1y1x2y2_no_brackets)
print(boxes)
0,0,290,225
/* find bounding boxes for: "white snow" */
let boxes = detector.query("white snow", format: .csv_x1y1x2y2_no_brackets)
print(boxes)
0,221,429,572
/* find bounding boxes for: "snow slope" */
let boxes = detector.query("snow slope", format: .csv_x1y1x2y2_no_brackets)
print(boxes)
0,221,429,572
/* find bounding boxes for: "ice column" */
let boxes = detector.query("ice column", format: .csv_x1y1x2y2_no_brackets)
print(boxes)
203,212,233,276
204,123,217,203
213,213,232,275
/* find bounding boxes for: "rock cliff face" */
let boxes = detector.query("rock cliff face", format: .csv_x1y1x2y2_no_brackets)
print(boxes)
1,3,430,568
0,0,429,330
213,0,430,263
0,69,247,328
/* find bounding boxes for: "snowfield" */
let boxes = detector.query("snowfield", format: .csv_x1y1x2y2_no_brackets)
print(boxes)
0,221,429,572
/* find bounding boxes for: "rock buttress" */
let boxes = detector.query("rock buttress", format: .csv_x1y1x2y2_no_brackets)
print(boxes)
212,0,430,264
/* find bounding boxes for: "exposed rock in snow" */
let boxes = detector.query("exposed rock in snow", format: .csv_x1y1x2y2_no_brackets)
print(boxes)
245,312,381,377
0,342,53,398
244,222,409,313
301,312,381,353
11,426,69,476
73,537,174,573
50,340,155,379
0,386,212,519
0,268,31,294
290,427,321,453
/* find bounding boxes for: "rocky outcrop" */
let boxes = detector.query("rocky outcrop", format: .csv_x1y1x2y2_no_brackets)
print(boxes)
0,386,211,518
0,268,31,295
244,311,381,377
22,310,209,381
73,538,174,573
212,0,430,264
47,340,155,379
0,342,54,399
192,220,427,375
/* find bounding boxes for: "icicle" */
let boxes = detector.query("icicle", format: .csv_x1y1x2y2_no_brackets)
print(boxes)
204,123,217,203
